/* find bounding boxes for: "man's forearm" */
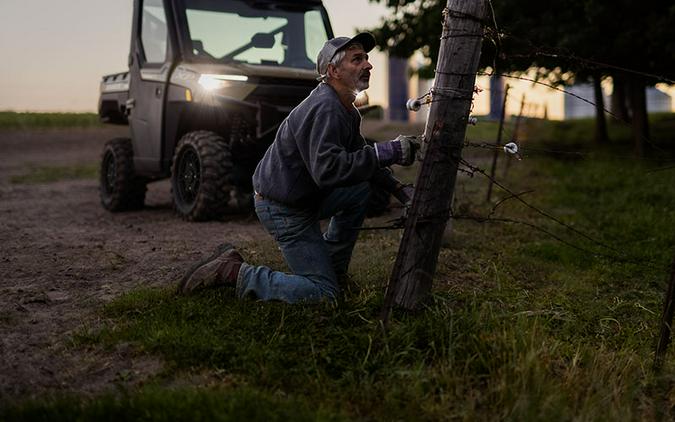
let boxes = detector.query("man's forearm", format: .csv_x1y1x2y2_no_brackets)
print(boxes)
370,168,413,204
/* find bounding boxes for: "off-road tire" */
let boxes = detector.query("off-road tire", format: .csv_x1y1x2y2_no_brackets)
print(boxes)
171,131,250,221
99,138,147,211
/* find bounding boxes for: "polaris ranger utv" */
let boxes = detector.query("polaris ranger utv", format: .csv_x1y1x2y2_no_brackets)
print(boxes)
98,0,387,221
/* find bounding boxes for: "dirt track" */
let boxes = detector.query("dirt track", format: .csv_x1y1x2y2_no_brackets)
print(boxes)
0,127,269,398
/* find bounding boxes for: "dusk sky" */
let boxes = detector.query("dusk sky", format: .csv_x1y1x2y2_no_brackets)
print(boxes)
0,0,390,112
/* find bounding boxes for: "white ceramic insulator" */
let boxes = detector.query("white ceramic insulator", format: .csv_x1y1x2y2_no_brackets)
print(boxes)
503,142,519,154
406,98,422,112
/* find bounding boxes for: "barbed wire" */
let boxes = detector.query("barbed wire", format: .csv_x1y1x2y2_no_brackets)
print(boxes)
363,146,625,259
380,4,671,272
457,157,670,270
357,200,663,271
440,0,675,86
487,189,535,218
440,32,483,40
449,213,662,269
423,7,673,155
480,71,618,116
389,95,671,168
486,0,501,74
430,86,475,102
416,0,673,119
361,138,669,271
463,139,675,164
495,33,675,85
458,157,620,253
428,68,668,154
460,10,675,85
441,7,485,25
482,39,674,157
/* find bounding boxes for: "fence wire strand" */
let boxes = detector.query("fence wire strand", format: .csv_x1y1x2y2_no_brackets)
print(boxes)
378,2,673,313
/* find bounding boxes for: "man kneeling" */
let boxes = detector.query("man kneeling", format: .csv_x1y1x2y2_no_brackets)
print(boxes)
179,33,417,303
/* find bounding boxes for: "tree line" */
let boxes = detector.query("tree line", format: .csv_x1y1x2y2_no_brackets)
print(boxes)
367,0,675,155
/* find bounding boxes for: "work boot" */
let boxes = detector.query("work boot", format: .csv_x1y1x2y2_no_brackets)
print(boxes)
178,243,244,294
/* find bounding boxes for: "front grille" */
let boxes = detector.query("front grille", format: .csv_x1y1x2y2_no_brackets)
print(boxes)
250,76,319,88
247,84,315,108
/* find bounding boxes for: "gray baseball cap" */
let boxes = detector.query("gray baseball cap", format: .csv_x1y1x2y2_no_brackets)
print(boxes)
316,32,376,76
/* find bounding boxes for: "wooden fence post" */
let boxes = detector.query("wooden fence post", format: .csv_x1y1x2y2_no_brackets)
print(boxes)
486,84,509,202
503,93,526,178
382,0,486,319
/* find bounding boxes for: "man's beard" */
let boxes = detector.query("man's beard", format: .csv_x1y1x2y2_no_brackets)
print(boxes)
355,74,370,92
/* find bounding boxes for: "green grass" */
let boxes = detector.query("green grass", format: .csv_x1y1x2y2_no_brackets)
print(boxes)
521,112,675,150
0,111,102,129
4,118,675,420
1,387,346,422
10,164,99,184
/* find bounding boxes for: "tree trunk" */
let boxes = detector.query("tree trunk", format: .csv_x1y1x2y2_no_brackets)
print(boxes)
628,76,649,156
382,0,486,316
611,73,630,121
487,84,509,202
592,73,609,145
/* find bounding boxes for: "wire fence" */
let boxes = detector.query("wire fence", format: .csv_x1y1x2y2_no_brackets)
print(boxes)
368,0,674,277
362,150,669,273
375,0,674,367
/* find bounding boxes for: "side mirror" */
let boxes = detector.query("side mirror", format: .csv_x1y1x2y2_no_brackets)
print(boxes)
193,40,204,51
251,33,275,49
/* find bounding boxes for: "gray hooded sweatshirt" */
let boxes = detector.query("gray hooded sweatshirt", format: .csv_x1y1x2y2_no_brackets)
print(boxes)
253,82,399,207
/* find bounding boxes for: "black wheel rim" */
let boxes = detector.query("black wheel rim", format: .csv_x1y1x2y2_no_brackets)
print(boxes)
102,150,116,195
177,147,200,205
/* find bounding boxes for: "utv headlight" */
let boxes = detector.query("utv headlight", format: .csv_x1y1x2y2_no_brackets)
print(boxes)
198,74,249,91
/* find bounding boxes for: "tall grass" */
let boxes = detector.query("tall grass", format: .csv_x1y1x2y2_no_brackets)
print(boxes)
521,112,675,149
3,117,675,420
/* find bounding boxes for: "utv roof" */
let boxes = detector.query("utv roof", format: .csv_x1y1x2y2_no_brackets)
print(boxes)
244,0,324,5
185,0,325,12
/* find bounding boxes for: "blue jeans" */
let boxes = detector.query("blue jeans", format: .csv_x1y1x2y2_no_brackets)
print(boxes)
236,182,371,303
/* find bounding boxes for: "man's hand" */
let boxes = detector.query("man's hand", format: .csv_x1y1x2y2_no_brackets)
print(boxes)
393,183,414,220
374,135,421,167
392,183,414,205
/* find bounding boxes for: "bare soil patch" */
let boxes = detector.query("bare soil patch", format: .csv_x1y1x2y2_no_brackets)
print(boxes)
0,127,268,398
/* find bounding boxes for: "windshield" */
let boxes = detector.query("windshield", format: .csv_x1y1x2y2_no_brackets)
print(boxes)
183,0,329,69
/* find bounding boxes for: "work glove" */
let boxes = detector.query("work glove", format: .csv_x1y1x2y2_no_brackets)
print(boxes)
374,135,420,167
393,183,415,221
392,183,414,205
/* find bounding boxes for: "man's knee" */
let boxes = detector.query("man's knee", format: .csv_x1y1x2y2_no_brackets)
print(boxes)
295,275,340,304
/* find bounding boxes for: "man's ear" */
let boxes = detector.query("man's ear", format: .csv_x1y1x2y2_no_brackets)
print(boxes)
327,63,339,80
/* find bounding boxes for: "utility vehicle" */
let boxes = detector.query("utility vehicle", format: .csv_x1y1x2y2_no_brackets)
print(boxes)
98,0,387,221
